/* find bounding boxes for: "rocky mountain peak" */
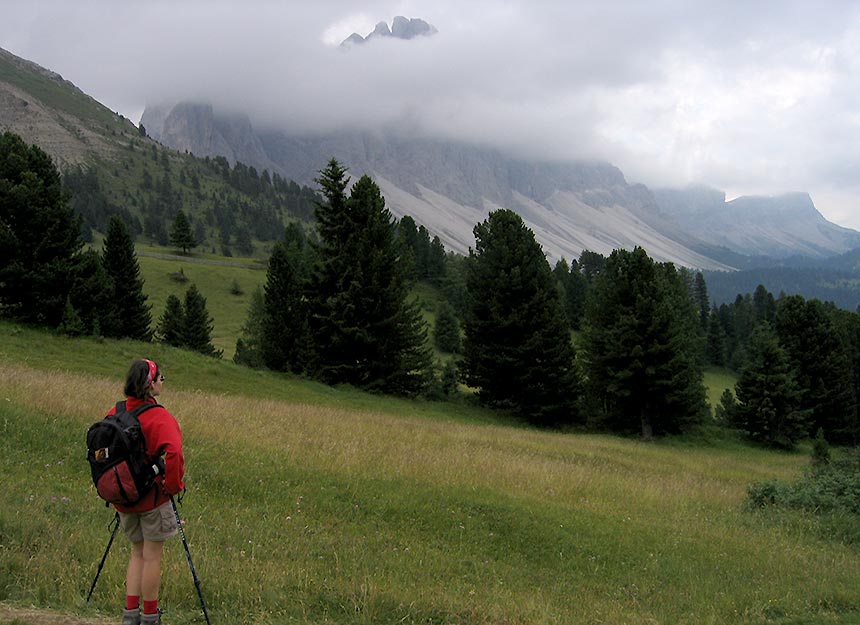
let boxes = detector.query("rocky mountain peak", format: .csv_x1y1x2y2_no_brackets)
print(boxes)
342,16,438,46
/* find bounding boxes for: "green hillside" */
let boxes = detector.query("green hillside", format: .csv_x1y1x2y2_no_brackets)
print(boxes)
1,323,859,625
1,47,321,259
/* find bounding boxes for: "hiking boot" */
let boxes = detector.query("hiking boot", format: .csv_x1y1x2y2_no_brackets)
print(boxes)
121,608,140,625
140,610,162,625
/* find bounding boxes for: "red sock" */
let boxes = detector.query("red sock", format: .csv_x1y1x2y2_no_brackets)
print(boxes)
126,596,140,610
143,600,158,615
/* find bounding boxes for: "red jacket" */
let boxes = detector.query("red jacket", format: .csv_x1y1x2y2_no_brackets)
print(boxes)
107,396,185,514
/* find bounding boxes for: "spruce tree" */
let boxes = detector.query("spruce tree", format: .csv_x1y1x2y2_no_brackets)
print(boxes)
774,296,854,443
182,284,220,357
68,250,116,337
310,162,431,395
102,216,152,341
461,209,578,425
261,241,313,374
234,287,266,369
156,294,185,347
434,300,462,354
169,209,197,254
734,323,806,448
0,131,83,326
581,247,707,437
706,307,727,367
693,272,710,331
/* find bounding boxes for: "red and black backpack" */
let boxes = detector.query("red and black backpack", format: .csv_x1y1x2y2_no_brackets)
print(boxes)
86,401,163,506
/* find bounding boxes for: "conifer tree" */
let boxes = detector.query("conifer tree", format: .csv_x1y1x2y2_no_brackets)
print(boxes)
706,307,727,367
774,295,854,443
581,247,707,437
169,209,197,254
261,241,313,374
310,161,431,395
0,131,83,326
182,284,220,357
156,294,185,347
102,216,152,340
461,209,578,425
734,323,806,448
693,272,710,331
434,300,462,354
68,249,116,336
234,287,266,369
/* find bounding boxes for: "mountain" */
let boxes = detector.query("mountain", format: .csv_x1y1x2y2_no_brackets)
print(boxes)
653,186,860,259
0,47,320,253
142,102,739,270
0,46,137,166
4,44,859,277
342,16,438,46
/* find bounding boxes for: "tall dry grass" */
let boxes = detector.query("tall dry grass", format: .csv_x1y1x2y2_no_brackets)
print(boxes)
2,360,859,625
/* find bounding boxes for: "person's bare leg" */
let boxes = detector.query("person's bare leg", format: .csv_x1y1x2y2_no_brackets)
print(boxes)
141,540,165,605
126,541,145,597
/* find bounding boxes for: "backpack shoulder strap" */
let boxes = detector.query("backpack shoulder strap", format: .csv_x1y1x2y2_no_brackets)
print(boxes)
130,402,162,418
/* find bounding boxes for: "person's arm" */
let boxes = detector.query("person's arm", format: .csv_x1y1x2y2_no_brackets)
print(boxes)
154,411,185,495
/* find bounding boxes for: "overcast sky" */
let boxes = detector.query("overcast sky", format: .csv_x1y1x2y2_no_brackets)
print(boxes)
2,1,859,228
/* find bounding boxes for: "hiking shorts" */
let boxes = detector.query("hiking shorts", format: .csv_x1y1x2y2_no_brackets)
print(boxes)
118,501,178,543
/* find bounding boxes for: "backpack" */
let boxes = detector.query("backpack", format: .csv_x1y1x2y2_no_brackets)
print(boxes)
86,401,163,506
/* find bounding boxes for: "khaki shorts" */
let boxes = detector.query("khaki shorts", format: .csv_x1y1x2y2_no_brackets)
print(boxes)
118,502,178,543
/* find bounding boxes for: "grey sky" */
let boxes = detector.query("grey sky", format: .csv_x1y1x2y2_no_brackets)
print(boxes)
2,0,859,228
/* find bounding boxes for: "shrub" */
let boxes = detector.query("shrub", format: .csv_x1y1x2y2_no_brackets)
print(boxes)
747,451,860,515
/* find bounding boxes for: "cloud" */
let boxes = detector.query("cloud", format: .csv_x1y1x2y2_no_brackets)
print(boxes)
1,0,859,227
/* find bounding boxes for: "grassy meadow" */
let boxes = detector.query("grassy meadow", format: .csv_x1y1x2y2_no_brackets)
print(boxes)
1,322,860,625
136,250,267,360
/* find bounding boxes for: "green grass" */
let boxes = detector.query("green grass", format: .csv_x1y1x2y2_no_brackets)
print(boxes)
1,322,860,625
137,251,267,359
704,367,738,415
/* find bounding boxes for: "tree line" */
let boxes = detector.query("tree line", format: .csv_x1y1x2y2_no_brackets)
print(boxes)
3,131,858,447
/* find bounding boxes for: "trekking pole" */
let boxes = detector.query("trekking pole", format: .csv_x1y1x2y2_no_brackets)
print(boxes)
170,495,212,625
86,512,120,603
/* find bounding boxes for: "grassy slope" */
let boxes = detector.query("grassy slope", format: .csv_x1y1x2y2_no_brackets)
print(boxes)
1,322,859,625
136,251,267,359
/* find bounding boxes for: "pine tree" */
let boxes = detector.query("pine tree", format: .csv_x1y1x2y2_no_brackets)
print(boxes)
261,241,313,374
461,209,578,425
234,287,266,369
434,300,462,353
58,296,85,337
774,295,854,443
734,323,806,448
68,250,116,336
309,163,431,395
581,247,707,437
169,209,197,254
182,284,220,357
102,216,152,340
0,131,84,326
706,307,727,367
693,272,710,331
156,294,185,347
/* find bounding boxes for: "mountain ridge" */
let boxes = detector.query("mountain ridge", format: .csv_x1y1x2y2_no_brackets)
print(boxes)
3,44,858,273
141,100,860,269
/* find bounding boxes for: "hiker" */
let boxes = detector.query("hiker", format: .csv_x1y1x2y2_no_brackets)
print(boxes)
110,359,185,625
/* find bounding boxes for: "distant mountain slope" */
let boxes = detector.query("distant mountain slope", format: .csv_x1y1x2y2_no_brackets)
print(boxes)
653,186,860,258
0,47,135,166
0,47,319,255
142,103,735,269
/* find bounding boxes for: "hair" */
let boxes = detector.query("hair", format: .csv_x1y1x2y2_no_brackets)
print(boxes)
124,359,159,399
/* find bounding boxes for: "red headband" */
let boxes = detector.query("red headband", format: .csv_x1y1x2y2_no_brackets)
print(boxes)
144,359,157,384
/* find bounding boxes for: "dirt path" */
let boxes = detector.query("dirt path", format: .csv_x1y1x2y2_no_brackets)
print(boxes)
0,603,113,625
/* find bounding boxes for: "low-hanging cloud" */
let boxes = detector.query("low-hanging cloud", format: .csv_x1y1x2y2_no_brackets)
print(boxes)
2,0,859,226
